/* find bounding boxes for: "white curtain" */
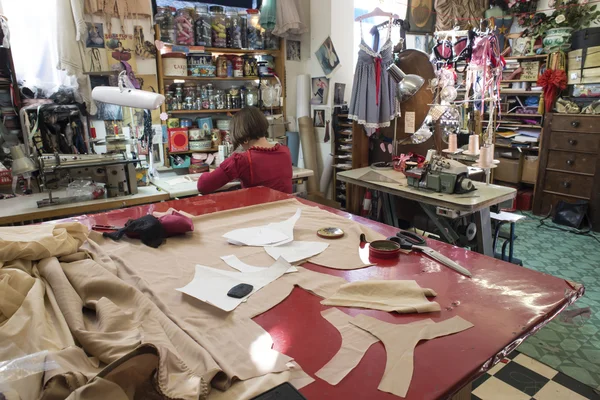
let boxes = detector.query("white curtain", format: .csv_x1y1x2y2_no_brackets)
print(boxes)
0,0,77,94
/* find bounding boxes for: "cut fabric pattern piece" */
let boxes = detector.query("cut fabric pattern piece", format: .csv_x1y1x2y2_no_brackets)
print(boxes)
223,209,301,246
264,241,329,263
321,280,441,313
176,258,291,312
315,309,379,385
350,315,474,397
221,254,298,273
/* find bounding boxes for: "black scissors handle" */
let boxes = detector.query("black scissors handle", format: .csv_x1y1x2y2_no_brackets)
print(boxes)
387,230,426,250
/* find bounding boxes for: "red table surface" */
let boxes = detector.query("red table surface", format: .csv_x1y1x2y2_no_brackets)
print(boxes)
68,187,583,400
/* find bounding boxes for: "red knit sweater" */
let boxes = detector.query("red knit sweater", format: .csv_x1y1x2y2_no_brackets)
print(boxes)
197,144,293,194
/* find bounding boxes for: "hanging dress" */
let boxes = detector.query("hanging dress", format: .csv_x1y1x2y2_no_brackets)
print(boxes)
348,20,397,129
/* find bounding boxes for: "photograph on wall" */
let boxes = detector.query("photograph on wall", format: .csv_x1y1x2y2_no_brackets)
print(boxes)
311,77,330,105
86,23,105,48
334,83,346,105
406,0,435,33
313,109,326,127
315,36,341,78
286,40,301,61
133,25,157,59
105,33,138,72
84,48,109,73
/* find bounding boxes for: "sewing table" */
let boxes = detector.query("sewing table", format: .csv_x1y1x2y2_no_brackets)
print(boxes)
61,187,581,400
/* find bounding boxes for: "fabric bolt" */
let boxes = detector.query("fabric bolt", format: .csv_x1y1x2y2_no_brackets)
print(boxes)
348,20,397,129
314,309,379,385
350,315,474,397
197,144,293,195
272,0,308,39
321,280,441,313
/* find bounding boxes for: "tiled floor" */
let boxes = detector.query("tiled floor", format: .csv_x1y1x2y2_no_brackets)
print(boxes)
471,352,600,399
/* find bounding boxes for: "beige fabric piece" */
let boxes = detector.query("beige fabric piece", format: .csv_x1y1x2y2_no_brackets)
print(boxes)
314,309,379,385
321,280,441,313
351,315,474,398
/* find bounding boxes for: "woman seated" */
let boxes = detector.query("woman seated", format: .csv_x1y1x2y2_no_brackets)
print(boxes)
197,107,293,194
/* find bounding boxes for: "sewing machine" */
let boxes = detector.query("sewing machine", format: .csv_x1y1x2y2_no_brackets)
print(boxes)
404,156,475,194
36,151,139,208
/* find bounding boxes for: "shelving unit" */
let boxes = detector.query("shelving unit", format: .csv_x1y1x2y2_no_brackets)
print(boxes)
332,111,353,210
155,28,286,168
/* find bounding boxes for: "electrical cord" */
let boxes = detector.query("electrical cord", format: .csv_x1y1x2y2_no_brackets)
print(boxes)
536,206,600,245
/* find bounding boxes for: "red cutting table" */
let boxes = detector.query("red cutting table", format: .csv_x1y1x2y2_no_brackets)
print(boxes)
68,187,583,400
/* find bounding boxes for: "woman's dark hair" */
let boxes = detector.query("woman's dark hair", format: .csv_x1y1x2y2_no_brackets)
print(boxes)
230,106,269,148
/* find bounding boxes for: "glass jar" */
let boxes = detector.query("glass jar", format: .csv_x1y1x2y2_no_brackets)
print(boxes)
174,86,183,109
229,86,241,109
210,6,227,48
238,10,248,49
215,90,226,109
175,8,194,45
246,9,263,50
216,55,228,77
227,10,243,49
245,86,259,107
155,7,175,43
165,92,173,111
264,29,279,50
194,6,212,46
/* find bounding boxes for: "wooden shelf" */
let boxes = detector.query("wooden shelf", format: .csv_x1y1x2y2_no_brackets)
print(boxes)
338,123,353,127
487,113,543,117
161,43,279,55
500,90,542,95
169,148,217,154
163,76,274,81
502,79,538,83
504,54,548,60
495,143,539,151
168,107,281,115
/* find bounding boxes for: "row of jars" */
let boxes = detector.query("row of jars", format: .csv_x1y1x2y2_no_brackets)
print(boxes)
155,6,279,50
166,83,260,111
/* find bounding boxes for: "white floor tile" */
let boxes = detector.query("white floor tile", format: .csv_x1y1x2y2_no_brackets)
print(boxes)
514,353,559,380
534,381,588,400
488,361,507,376
472,376,531,400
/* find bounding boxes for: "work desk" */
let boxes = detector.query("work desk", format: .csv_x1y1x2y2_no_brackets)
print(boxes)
0,186,169,225
337,167,517,256
68,187,582,400
152,167,314,199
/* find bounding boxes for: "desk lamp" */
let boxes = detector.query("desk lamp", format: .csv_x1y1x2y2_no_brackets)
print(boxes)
387,64,425,102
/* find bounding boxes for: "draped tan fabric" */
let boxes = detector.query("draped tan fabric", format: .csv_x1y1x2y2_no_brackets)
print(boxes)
434,0,485,30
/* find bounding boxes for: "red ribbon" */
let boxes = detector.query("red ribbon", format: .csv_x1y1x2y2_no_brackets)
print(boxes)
375,57,382,106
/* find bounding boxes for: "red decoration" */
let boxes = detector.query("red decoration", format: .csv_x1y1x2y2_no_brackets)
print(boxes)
537,69,567,113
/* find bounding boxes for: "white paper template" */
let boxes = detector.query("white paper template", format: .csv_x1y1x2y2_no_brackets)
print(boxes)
223,209,302,246
264,241,330,263
176,258,292,312
221,255,298,273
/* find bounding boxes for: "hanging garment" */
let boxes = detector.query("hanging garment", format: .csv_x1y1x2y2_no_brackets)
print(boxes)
272,0,308,39
321,280,441,313
348,20,397,129
315,309,379,385
260,0,277,30
350,314,473,397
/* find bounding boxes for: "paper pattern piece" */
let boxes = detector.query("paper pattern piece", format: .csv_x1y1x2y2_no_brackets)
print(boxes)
350,315,473,397
315,309,379,385
223,209,301,246
264,241,329,263
221,255,297,274
321,280,441,313
176,258,292,312
405,111,416,134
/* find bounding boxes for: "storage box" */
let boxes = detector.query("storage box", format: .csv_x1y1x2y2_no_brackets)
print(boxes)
521,155,539,184
168,128,189,152
494,155,523,184
516,189,534,211
568,46,600,84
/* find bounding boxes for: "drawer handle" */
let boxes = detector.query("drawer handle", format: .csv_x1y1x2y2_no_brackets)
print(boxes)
563,181,571,189
569,139,578,146
571,121,580,128
566,159,575,166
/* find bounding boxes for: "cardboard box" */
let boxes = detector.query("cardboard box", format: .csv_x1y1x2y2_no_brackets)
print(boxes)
521,155,539,184
494,155,523,184
568,46,600,84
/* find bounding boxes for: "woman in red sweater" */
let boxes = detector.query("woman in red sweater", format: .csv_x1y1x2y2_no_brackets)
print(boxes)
197,107,293,194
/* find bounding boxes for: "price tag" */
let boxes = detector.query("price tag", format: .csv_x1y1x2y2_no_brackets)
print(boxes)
405,112,416,134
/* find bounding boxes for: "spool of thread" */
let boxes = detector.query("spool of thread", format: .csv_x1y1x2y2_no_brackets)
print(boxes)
468,135,480,154
448,134,458,152
479,146,493,167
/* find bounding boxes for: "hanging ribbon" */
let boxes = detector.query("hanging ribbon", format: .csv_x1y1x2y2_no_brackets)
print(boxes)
374,56,382,106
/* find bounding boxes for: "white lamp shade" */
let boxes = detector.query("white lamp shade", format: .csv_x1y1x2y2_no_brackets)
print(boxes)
9,145,37,176
92,87,165,110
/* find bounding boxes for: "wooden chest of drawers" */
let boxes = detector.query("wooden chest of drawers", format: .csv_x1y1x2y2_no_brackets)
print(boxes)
533,113,600,231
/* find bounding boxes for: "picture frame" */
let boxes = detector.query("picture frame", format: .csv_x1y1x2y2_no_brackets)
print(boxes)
334,83,346,105
406,0,435,33
286,40,301,61
311,77,330,105
315,36,341,78
313,109,326,127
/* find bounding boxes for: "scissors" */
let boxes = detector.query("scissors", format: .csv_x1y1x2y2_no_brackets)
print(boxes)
388,230,472,278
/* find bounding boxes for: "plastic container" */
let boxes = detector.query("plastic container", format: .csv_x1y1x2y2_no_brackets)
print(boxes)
210,6,227,48
227,10,243,48
246,9,263,50
162,53,187,76
155,7,175,43
175,8,194,45
194,6,212,46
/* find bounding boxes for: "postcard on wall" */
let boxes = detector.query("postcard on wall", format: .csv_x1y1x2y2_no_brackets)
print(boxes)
407,0,435,33
83,48,109,73
334,83,346,105
86,23,105,48
311,77,330,105
105,33,138,71
133,25,157,60
521,61,541,81
315,36,341,78
286,40,301,61
314,109,326,127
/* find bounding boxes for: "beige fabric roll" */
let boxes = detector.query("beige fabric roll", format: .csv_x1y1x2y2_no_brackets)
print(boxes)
298,116,320,194
321,280,441,313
